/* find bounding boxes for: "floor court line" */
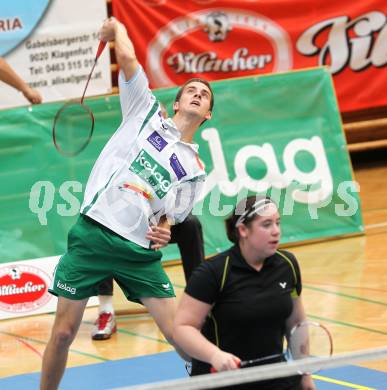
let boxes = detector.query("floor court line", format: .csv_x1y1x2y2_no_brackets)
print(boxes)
303,282,387,294
16,338,43,359
312,374,376,389
304,285,387,306
0,330,109,362
309,315,387,336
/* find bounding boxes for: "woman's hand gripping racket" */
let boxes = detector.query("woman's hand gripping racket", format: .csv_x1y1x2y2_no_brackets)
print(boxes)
211,321,333,374
52,40,107,157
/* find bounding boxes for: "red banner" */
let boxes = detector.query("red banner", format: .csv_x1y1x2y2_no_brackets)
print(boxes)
112,0,387,113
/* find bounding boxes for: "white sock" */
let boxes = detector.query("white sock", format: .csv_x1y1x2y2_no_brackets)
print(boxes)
98,295,114,315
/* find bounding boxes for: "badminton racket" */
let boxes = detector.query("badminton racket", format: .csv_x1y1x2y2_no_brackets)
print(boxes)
211,321,333,374
52,40,107,157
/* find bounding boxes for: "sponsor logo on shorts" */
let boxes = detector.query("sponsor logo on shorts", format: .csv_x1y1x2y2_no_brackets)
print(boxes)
129,149,172,199
279,282,287,289
0,264,51,313
147,131,168,152
169,153,187,180
57,280,76,295
162,283,171,290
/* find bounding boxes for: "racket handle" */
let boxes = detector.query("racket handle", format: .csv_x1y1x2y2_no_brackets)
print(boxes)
95,41,107,60
210,360,241,373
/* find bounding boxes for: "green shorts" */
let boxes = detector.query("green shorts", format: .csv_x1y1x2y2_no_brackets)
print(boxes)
49,215,175,303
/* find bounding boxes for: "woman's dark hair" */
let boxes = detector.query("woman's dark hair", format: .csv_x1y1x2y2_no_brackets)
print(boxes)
225,195,275,244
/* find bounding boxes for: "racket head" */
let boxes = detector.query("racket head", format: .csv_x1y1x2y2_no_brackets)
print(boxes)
52,100,94,157
287,320,333,374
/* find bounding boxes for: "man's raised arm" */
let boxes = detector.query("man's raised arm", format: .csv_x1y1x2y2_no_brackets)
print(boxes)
99,17,138,81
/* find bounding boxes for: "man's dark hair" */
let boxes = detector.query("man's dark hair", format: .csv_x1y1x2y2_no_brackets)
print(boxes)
174,78,215,112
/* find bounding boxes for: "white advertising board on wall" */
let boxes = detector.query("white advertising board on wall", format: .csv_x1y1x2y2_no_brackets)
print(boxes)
0,0,111,109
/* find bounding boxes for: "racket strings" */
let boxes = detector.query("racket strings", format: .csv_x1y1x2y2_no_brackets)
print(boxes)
53,102,94,156
52,41,105,157
288,322,333,360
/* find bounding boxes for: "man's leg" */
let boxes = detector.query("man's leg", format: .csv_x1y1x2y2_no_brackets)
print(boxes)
40,296,88,390
170,214,205,282
92,279,116,340
141,297,190,361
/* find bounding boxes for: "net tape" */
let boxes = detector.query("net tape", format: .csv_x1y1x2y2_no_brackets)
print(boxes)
112,346,387,390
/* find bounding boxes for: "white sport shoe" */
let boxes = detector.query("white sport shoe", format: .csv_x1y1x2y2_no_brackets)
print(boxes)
91,312,117,340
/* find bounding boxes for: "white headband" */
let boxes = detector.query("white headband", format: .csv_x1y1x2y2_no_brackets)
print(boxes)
235,199,275,227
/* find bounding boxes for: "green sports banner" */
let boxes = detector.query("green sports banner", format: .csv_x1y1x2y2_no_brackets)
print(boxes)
0,67,363,264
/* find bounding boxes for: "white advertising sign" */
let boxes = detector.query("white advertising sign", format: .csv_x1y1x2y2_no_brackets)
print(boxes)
0,256,97,320
0,0,111,109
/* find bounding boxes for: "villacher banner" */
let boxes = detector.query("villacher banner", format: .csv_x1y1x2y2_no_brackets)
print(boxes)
112,0,387,113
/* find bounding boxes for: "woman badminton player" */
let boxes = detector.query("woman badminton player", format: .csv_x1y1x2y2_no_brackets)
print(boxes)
174,195,316,390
